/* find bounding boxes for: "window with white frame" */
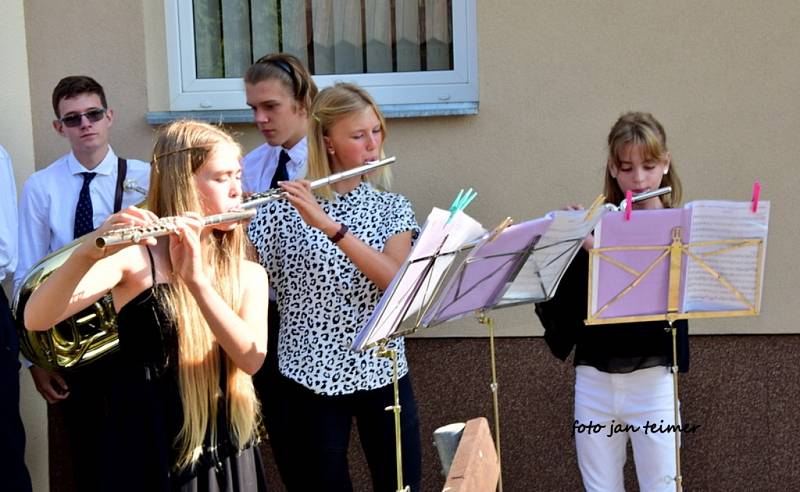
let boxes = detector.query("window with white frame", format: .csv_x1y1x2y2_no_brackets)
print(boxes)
164,0,478,116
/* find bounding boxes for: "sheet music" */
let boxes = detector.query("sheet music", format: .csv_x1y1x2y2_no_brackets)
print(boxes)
683,200,770,312
404,209,487,317
422,216,548,325
590,209,686,318
503,209,605,302
352,208,486,351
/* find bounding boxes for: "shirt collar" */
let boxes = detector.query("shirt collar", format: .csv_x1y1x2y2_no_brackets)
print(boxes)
331,181,371,201
283,137,307,168
67,146,116,176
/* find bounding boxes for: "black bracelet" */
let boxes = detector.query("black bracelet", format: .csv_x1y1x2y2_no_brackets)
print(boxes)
328,223,349,243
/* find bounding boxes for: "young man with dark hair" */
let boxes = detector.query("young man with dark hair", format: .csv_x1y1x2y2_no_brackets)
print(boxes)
16,75,150,490
243,53,317,487
242,53,317,193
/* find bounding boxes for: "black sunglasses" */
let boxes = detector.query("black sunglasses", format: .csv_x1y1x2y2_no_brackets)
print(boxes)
59,108,107,128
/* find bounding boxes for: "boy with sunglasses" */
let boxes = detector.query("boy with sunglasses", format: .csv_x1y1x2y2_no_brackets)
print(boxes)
15,75,149,491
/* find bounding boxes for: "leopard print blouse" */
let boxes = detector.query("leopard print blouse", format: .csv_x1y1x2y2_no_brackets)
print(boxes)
248,182,418,395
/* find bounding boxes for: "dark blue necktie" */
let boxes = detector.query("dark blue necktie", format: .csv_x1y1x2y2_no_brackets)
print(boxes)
270,149,290,189
74,172,97,239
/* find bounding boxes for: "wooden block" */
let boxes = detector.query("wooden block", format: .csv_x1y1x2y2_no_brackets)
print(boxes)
442,417,500,492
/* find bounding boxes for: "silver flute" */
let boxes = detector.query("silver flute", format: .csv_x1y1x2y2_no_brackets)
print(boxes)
95,209,256,248
606,186,672,211
241,156,396,210
94,157,395,248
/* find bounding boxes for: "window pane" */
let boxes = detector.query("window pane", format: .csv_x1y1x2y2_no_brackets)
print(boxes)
281,0,310,67
193,0,223,78
192,0,453,78
425,0,453,71
395,0,421,72
221,0,252,76
250,0,280,60
311,0,335,74
365,0,392,73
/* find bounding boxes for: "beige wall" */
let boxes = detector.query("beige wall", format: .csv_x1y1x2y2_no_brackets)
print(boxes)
20,0,797,335
19,3,800,338
1,0,36,190
140,1,799,337
390,0,800,338
25,0,154,168
10,1,799,489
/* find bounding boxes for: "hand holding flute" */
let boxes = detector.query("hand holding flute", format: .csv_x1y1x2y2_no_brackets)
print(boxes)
77,206,162,259
241,156,395,210
89,157,397,252
94,208,256,248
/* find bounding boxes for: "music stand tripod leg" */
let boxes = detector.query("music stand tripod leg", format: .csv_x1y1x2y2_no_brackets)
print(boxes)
478,312,503,492
668,319,683,492
377,344,410,492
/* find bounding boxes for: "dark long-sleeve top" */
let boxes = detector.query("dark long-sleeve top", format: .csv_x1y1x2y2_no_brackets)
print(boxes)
535,248,689,373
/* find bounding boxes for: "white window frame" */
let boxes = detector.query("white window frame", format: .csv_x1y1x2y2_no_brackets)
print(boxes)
163,0,478,115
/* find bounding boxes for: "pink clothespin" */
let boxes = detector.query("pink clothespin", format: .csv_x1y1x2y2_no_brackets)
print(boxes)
624,190,633,221
751,181,761,213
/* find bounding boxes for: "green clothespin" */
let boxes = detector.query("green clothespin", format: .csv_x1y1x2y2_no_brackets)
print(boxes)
446,188,478,224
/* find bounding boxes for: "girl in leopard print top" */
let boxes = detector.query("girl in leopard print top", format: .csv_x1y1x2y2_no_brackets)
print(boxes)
248,82,422,491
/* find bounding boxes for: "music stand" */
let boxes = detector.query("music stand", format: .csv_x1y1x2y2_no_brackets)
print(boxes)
417,206,607,492
585,199,770,492
352,207,487,492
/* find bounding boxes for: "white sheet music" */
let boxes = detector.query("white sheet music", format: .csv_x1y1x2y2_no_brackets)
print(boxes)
502,209,605,302
352,208,486,350
402,209,487,318
683,200,770,312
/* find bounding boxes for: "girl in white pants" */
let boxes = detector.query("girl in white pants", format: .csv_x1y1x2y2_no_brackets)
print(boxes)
536,112,689,492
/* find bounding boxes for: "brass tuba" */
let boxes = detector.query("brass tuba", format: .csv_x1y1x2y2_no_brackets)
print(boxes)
13,239,118,371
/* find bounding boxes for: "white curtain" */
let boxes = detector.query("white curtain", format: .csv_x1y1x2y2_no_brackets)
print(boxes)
193,0,453,78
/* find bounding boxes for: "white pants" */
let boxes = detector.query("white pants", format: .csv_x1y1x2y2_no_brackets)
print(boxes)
574,365,679,492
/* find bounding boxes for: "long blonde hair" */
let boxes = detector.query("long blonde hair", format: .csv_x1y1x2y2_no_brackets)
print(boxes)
604,112,683,208
147,120,259,470
307,82,391,200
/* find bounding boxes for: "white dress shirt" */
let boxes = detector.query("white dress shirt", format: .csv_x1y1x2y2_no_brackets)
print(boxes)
241,137,308,194
0,145,18,284
242,138,309,301
15,147,150,292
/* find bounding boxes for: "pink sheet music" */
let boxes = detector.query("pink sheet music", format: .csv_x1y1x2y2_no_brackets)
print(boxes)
591,209,690,319
422,217,552,325
590,200,770,320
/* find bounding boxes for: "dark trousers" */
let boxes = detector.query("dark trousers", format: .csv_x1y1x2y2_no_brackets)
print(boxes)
0,288,33,492
252,299,295,486
58,350,125,491
279,374,422,492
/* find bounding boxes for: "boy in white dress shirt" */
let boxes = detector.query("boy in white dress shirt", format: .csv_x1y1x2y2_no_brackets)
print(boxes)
242,53,317,488
16,75,150,491
242,53,317,193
